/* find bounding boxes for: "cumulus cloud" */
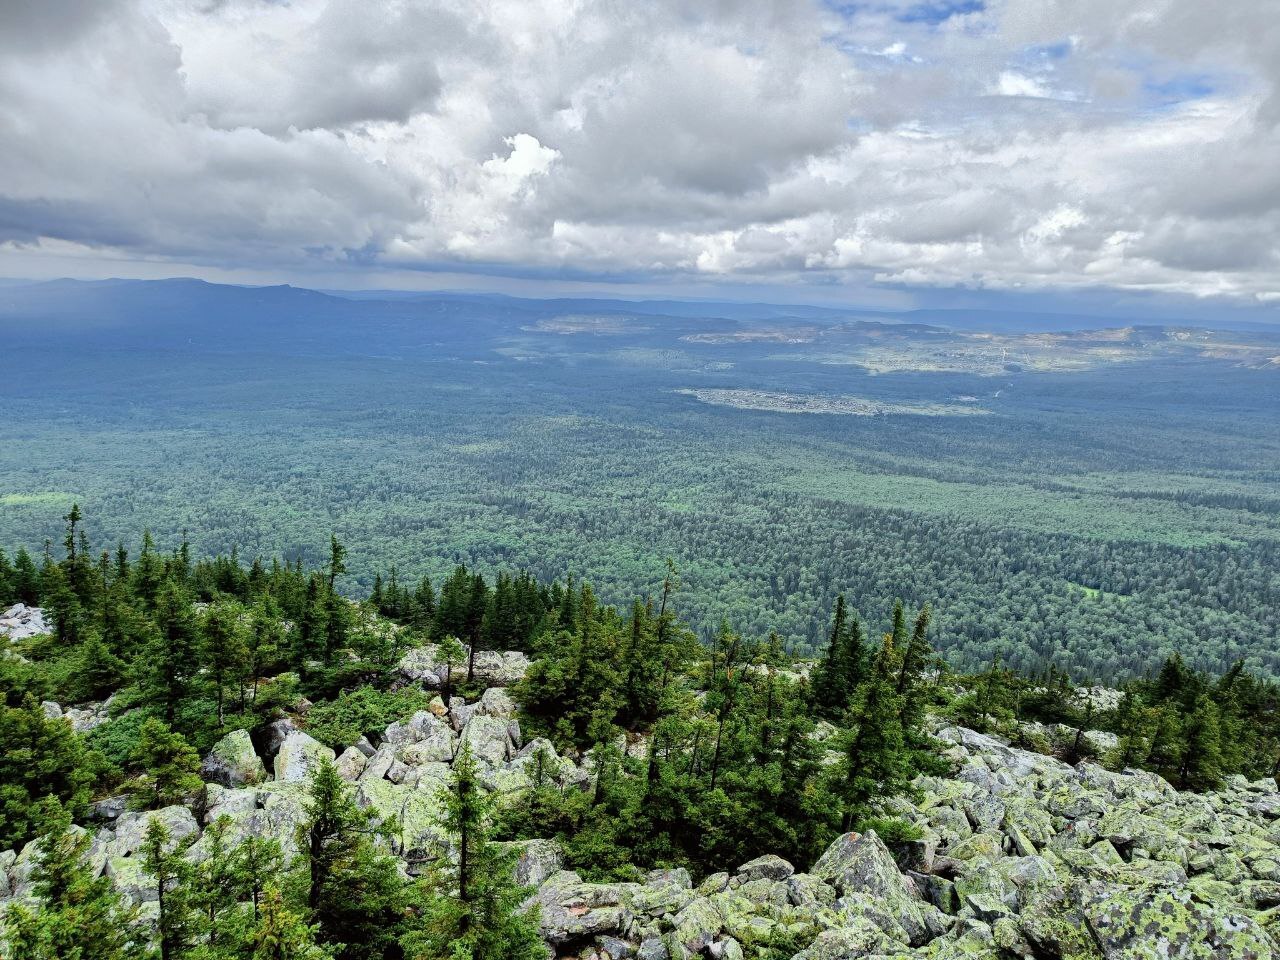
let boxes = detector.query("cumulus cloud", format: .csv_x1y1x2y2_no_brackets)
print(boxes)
0,0,1278,302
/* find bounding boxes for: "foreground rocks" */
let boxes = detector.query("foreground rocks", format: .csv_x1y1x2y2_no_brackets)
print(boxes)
7,667,1280,959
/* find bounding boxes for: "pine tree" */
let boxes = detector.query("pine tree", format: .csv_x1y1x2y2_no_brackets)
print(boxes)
201,600,251,725
831,639,912,832
142,819,200,960
405,745,543,960
294,759,405,960
0,697,99,850
3,800,142,960
129,719,203,809
74,630,127,702
137,579,199,727
810,594,866,721
191,816,242,954
1177,695,1226,791
13,546,41,604
435,634,466,700
232,834,285,923
250,886,333,960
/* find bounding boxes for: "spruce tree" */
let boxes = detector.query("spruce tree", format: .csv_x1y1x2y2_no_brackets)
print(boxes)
201,600,250,725
405,745,542,960
3,800,142,960
294,759,405,960
251,887,333,960
1177,695,1226,791
129,719,203,809
142,819,200,960
831,639,912,832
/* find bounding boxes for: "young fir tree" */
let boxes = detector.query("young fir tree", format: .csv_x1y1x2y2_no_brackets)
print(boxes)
190,816,244,955
232,834,285,923
137,579,199,727
435,634,467,700
250,886,333,960
1107,687,1151,770
142,819,200,960
200,600,251,725
294,759,406,960
0,696,99,849
831,638,913,833
405,744,543,960
810,594,866,721
3,801,143,960
129,719,204,810
1177,695,1226,791
73,630,127,703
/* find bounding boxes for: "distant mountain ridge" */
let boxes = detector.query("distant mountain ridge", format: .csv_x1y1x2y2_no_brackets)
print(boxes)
2,276,1272,336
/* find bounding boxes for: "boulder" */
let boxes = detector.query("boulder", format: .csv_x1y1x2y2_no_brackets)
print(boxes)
202,729,268,787
396,645,530,689
812,831,935,945
534,872,630,944
734,854,794,883
459,713,514,766
335,746,368,781
790,921,896,960
273,730,335,783
110,806,200,858
1083,885,1275,958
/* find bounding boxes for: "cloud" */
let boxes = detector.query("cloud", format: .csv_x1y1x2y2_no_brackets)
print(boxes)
0,0,1278,304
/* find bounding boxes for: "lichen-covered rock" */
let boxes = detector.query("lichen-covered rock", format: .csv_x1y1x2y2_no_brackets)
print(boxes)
790,919,897,960
459,713,514,766
735,854,795,883
1083,884,1275,958
110,806,200,858
812,831,937,944
273,730,335,783
397,645,530,689
202,729,267,787
534,872,630,944
334,746,368,781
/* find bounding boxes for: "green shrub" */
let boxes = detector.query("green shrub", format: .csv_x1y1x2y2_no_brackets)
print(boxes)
304,685,432,749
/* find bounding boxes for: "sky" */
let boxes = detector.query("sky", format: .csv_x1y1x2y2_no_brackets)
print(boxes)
1,0,1279,319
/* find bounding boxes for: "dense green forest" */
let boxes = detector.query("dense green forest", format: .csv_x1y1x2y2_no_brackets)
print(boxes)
5,513,1277,852
2,283,1278,682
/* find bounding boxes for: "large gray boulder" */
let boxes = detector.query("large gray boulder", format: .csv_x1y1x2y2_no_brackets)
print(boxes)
273,730,335,783
459,713,514,766
202,729,267,787
0,604,50,641
812,831,938,946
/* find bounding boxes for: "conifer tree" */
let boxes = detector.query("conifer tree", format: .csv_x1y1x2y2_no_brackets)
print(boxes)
406,745,542,960
201,600,250,725
74,630,126,702
1177,695,1226,791
3,800,142,960
233,834,285,922
0,697,99,849
435,634,466,700
294,759,405,960
137,579,199,727
142,819,200,960
250,887,333,960
831,639,912,832
129,719,203,809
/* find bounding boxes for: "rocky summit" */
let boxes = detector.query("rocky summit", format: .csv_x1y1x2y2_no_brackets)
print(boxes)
6,664,1280,959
